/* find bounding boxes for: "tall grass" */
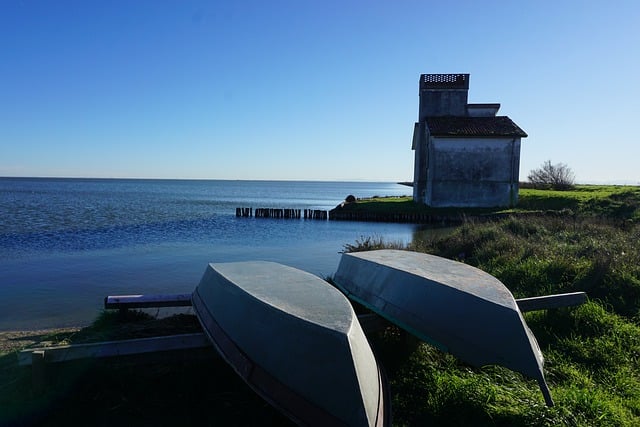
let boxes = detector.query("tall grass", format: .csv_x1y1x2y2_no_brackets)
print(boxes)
517,186,640,221
349,215,640,426
411,216,640,317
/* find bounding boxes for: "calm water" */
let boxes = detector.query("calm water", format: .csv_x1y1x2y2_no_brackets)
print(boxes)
0,178,425,330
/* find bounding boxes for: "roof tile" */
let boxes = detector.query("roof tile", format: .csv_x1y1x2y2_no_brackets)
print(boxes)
426,116,527,138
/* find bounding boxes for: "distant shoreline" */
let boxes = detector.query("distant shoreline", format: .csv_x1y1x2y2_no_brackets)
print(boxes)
0,176,411,184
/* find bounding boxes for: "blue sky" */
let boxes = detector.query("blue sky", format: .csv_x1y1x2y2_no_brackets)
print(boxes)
1,0,639,183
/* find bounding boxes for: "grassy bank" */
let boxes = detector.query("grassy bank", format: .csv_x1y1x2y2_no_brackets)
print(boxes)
338,185,640,223
2,186,639,426
517,185,640,221
348,214,640,426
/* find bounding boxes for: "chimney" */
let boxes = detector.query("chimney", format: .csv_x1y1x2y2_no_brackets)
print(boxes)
419,74,469,120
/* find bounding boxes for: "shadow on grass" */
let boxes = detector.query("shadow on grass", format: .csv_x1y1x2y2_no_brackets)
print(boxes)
0,312,295,427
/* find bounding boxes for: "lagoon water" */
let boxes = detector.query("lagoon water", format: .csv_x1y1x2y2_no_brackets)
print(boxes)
0,178,424,330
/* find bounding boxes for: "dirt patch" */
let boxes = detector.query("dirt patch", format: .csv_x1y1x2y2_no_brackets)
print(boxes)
0,327,82,355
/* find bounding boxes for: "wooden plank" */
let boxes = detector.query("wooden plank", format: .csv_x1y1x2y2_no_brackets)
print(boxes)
516,292,587,313
104,293,192,309
104,290,588,313
19,333,210,366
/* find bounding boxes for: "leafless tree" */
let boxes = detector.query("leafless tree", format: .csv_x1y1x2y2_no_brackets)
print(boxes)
528,160,575,190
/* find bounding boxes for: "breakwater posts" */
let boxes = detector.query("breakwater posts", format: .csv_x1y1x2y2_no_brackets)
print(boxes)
304,209,328,220
235,208,328,220
239,207,530,224
238,207,462,223
236,207,253,217
255,208,302,219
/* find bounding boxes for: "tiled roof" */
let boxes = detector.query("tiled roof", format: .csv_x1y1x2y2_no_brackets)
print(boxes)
426,116,528,138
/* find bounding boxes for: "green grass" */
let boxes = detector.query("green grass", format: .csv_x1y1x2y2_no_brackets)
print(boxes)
414,216,640,316
350,185,640,222
517,186,640,220
349,214,640,426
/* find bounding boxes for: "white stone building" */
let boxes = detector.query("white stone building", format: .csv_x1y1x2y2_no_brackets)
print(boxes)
412,74,527,207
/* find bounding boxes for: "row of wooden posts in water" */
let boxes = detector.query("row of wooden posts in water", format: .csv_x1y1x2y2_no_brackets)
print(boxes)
236,207,462,224
236,208,328,220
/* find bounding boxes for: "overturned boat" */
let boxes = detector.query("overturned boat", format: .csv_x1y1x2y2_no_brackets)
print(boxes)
333,249,554,406
192,261,390,426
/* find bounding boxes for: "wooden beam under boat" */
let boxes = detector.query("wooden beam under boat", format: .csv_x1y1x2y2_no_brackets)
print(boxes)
192,261,391,427
104,291,587,313
333,249,556,407
18,333,211,366
104,293,192,309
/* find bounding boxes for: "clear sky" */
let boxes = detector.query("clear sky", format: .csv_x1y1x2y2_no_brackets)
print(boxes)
1,0,638,183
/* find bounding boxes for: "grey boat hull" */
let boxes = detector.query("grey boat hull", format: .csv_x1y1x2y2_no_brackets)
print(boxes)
333,249,553,406
192,261,390,426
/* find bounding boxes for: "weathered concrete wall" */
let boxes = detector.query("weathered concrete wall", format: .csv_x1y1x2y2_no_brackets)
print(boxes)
419,90,468,119
427,137,521,207
430,180,517,207
412,122,427,203
432,138,516,181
